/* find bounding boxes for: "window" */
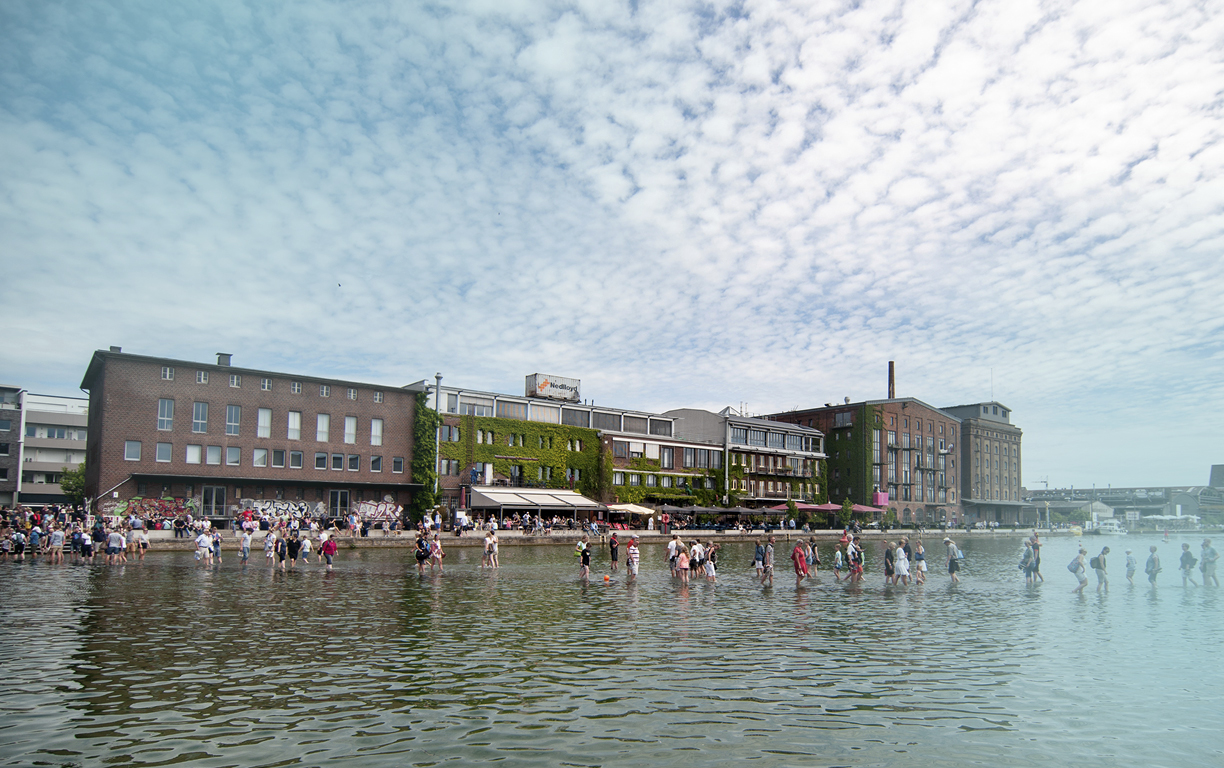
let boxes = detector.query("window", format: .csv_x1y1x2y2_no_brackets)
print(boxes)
331,453,344,470
373,391,383,403
226,446,240,465
229,374,241,388
748,430,767,447
291,381,302,394
440,425,460,442
152,398,174,431
613,472,625,486
192,402,208,433
348,454,359,471
186,445,202,464
661,476,673,488
320,385,331,397
124,441,141,461
253,448,268,467
196,370,208,384
261,378,272,391
730,427,748,444
347,388,357,400
629,474,641,486
161,366,174,380
623,415,648,434
344,416,357,444
613,441,628,458
768,432,785,448
226,405,240,436
661,446,674,469
496,401,527,420
0,443,7,456
646,475,657,487
392,457,404,473
289,451,303,469
272,449,286,468
315,452,328,469
317,414,330,441
287,411,301,440
371,455,382,472
562,408,590,428
257,408,272,438
683,448,695,468
567,467,581,482
206,445,222,464
156,442,172,462
371,418,383,446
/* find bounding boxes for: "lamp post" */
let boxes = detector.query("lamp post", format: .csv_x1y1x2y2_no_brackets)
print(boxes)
433,373,442,527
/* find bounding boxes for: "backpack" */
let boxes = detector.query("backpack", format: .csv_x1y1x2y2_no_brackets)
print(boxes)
1089,556,1100,570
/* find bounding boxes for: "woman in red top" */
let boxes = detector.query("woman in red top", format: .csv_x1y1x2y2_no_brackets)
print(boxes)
792,542,810,586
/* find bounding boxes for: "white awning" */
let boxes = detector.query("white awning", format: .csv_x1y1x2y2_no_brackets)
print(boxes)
469,487,604,511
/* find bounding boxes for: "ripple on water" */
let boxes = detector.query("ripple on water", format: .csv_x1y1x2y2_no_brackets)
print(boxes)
1,538,1223,767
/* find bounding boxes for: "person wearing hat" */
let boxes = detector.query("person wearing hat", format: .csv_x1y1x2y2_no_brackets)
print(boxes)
944,537,960,583
1124,548,1138,585
626,536,640,578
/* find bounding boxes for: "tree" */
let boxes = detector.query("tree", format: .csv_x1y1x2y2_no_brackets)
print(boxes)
407,391,441,522
60,462,86,507
838,497,854,528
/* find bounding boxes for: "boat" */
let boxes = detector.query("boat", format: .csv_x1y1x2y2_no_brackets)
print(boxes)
1093,519,1128,535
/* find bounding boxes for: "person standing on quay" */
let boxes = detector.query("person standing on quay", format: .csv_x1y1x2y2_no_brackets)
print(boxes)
609,532,620,572
1124,549,1138,586
1145,545,1161,587
626,535,640,579
1200,539,1219,587
1180,543,1199,587
944,537,960,584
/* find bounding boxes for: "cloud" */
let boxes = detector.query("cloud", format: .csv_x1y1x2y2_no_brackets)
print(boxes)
1,0,1222,487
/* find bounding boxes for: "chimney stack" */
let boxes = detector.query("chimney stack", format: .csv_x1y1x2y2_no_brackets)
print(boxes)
109,346,122,353
888,361,895,400
217,353,232,367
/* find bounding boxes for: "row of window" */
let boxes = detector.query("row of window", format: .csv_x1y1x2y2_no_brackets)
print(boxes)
612,472,714,489
23,425,87,440
122,440,404,473
156,400,384,445
730,428,817,452
159,367,385,402
886,415,948,435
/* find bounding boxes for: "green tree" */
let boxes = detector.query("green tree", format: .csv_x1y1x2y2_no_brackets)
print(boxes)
838,497,854,528
408,391,441,522
60,462,86,507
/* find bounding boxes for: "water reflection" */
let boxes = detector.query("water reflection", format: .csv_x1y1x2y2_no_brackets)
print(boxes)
0,535,1221,767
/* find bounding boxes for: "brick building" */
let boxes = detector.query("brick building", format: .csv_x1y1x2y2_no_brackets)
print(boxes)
770,398,962,525
80,348,421,522
942,402,1028,524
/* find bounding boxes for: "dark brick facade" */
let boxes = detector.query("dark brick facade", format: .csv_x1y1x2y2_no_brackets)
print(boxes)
80,350,420,518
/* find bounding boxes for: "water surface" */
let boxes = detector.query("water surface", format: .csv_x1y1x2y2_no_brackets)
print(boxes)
1,535,1220,767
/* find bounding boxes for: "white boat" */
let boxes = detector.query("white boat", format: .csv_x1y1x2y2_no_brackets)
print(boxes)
1094,519,1128,535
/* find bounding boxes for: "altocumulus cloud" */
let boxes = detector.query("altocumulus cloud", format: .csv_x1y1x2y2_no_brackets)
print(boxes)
1,0,1222,485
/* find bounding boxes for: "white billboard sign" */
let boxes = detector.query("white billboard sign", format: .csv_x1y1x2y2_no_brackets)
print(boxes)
526,374,580,402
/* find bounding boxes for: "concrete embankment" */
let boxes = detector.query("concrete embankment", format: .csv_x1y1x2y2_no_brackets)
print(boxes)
143,527,1068,551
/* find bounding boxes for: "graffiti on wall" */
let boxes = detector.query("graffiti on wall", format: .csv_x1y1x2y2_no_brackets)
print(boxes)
237,499,321,518
352,500,403,521
100,496,198,518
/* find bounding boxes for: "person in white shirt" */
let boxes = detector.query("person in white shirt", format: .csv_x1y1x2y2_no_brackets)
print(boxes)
240,531,252,564
195,531,212,564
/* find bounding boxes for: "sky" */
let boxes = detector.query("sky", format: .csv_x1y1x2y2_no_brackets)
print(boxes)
2,0,1222,490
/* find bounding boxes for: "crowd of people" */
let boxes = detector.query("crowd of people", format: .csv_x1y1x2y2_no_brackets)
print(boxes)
1,505,151,565
1066,539,1219,593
